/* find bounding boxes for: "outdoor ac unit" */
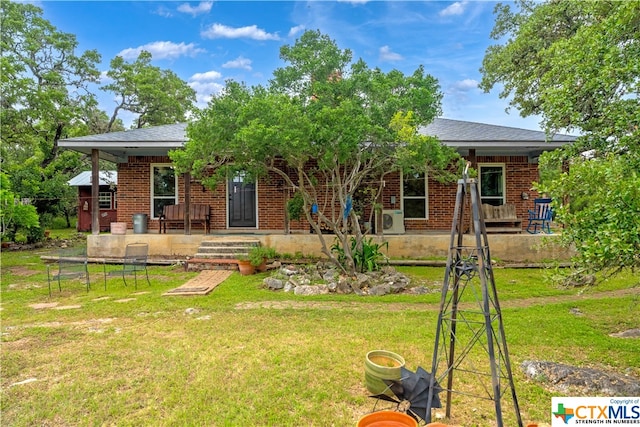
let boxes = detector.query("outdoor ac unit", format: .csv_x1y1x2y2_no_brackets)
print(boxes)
380,209,405,234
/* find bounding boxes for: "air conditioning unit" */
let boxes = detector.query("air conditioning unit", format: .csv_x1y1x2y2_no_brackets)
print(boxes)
379,209,405,234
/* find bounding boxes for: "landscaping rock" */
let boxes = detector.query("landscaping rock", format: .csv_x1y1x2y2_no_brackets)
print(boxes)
521,360,640,395
609,328,640,338
265,263,422,296
263,277,284,290
294,284,329,296
369,284,390,296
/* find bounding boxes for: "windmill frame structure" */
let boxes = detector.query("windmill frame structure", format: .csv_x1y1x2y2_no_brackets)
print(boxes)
425,166,523,426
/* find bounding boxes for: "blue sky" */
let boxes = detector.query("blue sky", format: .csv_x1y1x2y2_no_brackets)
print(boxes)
40,0,544,131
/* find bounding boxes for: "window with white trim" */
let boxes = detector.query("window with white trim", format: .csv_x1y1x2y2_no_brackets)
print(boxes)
402,172,428,219
151,165,177,218
478,164,505,206
98,192,112,209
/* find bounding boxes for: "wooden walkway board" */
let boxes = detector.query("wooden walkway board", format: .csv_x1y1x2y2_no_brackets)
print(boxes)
163,270,232,296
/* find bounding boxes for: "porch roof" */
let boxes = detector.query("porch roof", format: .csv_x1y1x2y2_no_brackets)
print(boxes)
59,118,576,161
420,118,576,157
59,123,187,163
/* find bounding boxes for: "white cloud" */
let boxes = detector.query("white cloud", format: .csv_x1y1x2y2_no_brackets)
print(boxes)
190,81,224,107
117,41,205,60
379,45,403,62
98,70,111,84
439,1,469,17
201,23,280,41
190,70,223,81
177,1,213,16
153,6,173,18
452,78,479,92
222,56,252,71
288,25,305,38
189,70,224,108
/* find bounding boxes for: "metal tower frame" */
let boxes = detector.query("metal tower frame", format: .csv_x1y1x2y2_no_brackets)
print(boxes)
425,167,523,426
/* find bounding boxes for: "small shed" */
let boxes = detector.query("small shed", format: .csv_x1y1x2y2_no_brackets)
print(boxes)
68,171,117,232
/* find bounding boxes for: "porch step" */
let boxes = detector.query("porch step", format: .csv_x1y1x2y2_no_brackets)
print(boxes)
188,238,261,271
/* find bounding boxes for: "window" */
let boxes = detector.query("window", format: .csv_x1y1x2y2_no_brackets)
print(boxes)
151,165,177,218
403,172,428,219
98,192,112,210
479,164,505,206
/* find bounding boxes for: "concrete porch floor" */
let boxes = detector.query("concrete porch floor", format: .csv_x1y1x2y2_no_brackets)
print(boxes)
87,230,571,264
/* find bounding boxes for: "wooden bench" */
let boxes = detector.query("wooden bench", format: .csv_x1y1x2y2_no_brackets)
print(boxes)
481,203,522,233
159,203,210,234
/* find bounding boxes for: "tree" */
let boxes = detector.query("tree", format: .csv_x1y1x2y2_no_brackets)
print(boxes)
480,0,640,282
171,30,459,274
0,0,102,227
0,173,41,243
102,51,197,131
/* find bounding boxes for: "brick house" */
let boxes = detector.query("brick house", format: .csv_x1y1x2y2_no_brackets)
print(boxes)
59,118,575,235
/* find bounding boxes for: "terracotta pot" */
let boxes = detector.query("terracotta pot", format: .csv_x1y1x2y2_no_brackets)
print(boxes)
256,257,268,272
364,350,405,397
426,423,452,427
357,411,417,427
237,259,255,275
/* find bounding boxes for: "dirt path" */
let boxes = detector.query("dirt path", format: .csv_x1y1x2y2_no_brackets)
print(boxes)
235,286,639,311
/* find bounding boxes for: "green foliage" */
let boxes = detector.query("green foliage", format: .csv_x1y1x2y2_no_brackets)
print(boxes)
286,192,305,221
481,1,639,144
539,153,640,282
102,51,197,130
482,0,640,282
0,173,41,242
171,30,459,274
0,0,100,222
331,236,388,273
248,246,277,267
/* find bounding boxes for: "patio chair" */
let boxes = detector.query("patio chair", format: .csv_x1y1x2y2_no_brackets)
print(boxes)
526,198,553,234
47,247,90,296
106,243,150,289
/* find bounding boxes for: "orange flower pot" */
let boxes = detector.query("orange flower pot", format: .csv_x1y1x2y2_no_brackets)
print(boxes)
357,411,418,427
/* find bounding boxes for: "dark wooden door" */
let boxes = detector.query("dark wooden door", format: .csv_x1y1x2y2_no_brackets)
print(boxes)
228,173,256,227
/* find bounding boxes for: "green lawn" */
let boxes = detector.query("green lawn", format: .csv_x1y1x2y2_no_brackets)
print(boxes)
1,243,638,426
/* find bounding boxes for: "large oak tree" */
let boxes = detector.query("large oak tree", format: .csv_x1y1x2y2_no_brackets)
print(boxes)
1,0,102,225
171,30,458,274
481,0,640,282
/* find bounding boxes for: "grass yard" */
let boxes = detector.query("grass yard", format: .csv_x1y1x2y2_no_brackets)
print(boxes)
1,242,638,426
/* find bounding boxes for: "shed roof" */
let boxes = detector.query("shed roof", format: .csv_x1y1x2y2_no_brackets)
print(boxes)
68,171,117,187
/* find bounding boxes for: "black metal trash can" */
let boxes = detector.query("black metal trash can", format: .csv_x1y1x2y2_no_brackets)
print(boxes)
132,213,148,234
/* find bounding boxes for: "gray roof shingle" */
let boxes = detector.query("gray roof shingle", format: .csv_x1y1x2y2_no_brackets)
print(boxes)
61,123,188,143
421,118,576,142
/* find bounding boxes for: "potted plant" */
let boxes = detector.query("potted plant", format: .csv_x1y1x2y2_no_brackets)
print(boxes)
236,254,256,276
249,246,277,272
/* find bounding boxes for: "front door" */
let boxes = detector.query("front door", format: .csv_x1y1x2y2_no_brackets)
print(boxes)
228,173,256,227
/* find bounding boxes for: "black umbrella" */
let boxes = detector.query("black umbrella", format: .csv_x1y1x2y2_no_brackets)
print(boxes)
370,366,442,423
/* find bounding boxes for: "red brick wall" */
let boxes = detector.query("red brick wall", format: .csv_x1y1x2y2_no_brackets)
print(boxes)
115,154,541,233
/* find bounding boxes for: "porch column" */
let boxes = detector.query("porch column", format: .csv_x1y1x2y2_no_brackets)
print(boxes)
184,172,191,235
468,149,477,170
91,149,100,235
